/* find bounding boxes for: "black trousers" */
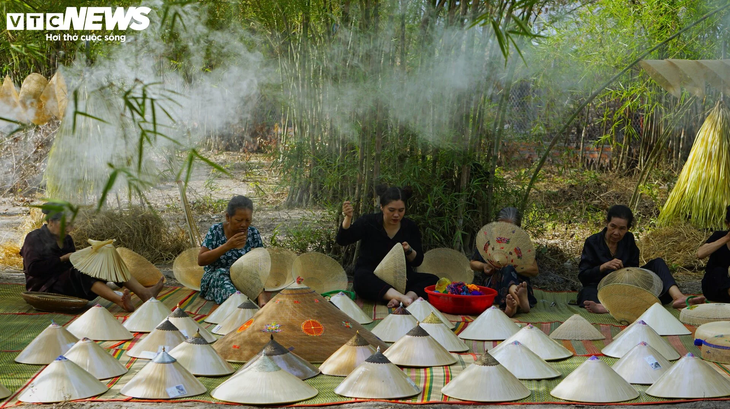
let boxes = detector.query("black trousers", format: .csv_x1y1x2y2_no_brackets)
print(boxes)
578,258,677,307
702,266,730,303
353,267,439,302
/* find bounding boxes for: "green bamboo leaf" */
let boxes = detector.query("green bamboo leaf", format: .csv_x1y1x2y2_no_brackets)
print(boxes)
97,167,119,211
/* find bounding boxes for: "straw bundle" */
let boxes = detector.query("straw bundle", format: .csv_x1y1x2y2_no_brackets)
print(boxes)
70,239,131,282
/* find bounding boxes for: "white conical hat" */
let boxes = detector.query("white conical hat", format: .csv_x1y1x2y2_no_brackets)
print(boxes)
420,313,468,352
126,319,187,359
373,243,407,294
212,300,259,335
212,355,318,404
168,331,234,376
15,321,78,364
611,342,672,385
550,314,605,340
371,306,418,342
695,321,730,341
680,303,730,325
492,324,573,361
18,356,108,403
458,306,520,341
601,320,679,360
239,335,320,379
646,353,730,398
123,297,171,333
230,248,271,300
167,307,216,342
172,247,203,291
383,325,456,367
335,348,421,399
66,304,133,341
0,384,10,400
442,352,530,402
635,303,690,336
65,338,128,379
292,252,348,294
121,349,206,399
550,356,638,402
320,332,377,377
204,291,249,324
490,340,561,380
329,292,373,324
416,248,474,284
70,239,131,282
406,297,454,329
265,247,297,291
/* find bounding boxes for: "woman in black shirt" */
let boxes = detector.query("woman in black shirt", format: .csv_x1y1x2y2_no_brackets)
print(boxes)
697,206,730,302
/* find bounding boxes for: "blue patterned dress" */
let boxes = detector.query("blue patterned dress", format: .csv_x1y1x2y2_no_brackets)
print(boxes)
199,223,264,304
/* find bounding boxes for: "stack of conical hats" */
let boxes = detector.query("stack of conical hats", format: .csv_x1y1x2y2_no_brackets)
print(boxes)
169,331,234,376
65,338,128,379
419,313,468,352
123,297,170,333
549,314,605,340
66,304,133,341
442,352,530,402
611,342,672,384
695,321,730,341
374,243,407,293
167,307,216,342
70,239,130,282
492,324,573,361
264,247,297,291
15,321,78,364
18,356,108,403
320,332,376,376
127,319,186,359
293,252,348,294
490,341,560,379
551,356,639,402
416,248,473,284
212,355,318,404
371,305,418,342
635,303,690,335
458,306,520,341
601,320,679,360
383,325,456,367
204,291,248,324
646,353,730,398
335,348,421,399
0,384,10,400
406,297,454,329
329,292,373,324
121,349,206,399
212,300,259,335
240,335,319,379
230,248,271,300
173,247,203,291
116,247,164,286
680,303,730,325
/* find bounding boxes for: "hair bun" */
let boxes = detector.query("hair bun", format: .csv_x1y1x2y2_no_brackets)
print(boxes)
374,184,389,197
400,186,413,201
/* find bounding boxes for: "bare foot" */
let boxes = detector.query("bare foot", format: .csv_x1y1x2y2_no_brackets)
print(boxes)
504,294,518,317
404,291,419,306
584,300,608,314
142,277,165,302
672,295,706,309
118,289,135,312
387,298,401,308
516,282,531,313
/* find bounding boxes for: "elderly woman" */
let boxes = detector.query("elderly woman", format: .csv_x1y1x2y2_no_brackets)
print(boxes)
578,205,704,313
20,204,164,312
697,205,730,303
469,207,539,317
198,195,264,305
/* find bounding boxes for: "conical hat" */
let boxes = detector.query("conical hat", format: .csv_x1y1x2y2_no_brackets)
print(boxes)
696,334,730,363
550,356,639,402
0,384,10,400
239,334,319,379
416,248,473,284
265,247,296,291
490,341,561,379
39,73,60,119
383,325,456,367
167,307,216,343
230,247,271,300
646,353,730,398
126,319,187,359
458,306,520,341
635,303,690,335
420,313,468,352
123,297,171,333
212,300,259,335
329,292,373,324
116,247,164,287
0,76,25,123
492,324,572,361
406,297,454,329
54,71,68,119
695,321,730,341
18,73,48,125
168,331,234,376
320,332,377,376
334,348,421,399
598,286,659,324
213,286,387,362
373,243,406,294
680,303,730,325
15,321,78,364
476,222,535,269
611,342,672,385
64,338,128,379
66,304,133,341
120,349,206,399
442,352,530,402
640,60,682,97
601,320,679,360
18,356,108,403
371,306,418,342
212,355,318,404
172,247,203,291
70,239,131,282
205,291,249,324
598,267,664,296
550,314,605,340
292,252,348,294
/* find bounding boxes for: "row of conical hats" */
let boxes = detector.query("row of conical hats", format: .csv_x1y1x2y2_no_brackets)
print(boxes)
1,72,67,126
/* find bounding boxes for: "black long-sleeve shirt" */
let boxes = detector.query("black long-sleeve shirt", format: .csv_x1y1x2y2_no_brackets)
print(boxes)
20,224,77,292
578,227,640,286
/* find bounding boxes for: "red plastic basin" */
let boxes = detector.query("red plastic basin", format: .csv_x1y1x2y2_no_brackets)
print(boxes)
424,285,498,315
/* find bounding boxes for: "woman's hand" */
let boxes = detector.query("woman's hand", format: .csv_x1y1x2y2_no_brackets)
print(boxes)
342,201,354,229
225,232,248,250
600,258,623,273
60,253,73,263
402,241,416,261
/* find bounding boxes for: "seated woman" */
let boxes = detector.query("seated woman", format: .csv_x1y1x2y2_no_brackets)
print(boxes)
336,185,438,308
469,207,538,317
198,195,265,305
578,205,704,313
21,204,164,312
697,205,730,303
